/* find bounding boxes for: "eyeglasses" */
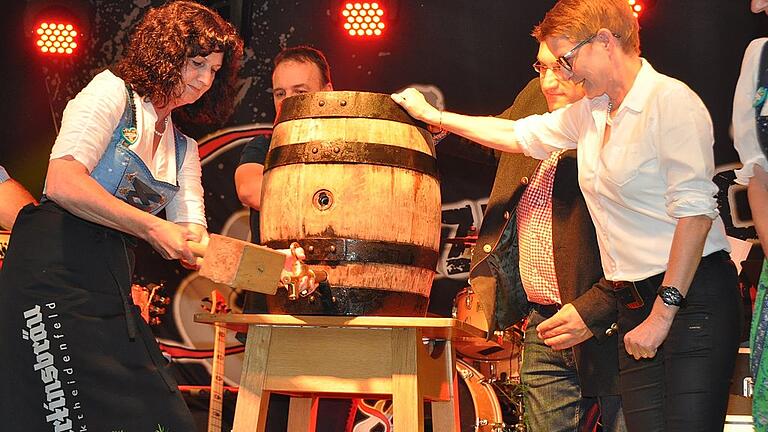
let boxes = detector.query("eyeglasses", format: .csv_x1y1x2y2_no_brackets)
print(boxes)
555,34,596,74
532,61,564,76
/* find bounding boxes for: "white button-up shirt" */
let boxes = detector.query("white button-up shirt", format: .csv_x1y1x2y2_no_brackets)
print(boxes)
49,70,206,227
514,59,730,281
733,38,768,185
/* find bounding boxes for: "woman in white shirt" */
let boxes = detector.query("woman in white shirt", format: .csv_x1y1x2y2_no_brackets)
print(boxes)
394,0,740,430
0,2,242,430
734,1,768,429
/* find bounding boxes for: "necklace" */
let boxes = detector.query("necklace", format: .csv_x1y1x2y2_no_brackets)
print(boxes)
154,117,168,138
606,100,614,127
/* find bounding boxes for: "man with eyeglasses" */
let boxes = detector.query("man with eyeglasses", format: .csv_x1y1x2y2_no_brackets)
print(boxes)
394,0,740,430
468,42,626,431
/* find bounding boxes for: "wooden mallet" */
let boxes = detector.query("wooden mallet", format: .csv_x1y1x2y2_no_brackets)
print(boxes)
188,234,287,295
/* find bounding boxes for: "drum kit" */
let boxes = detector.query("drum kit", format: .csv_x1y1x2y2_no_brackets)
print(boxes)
451,286,527,432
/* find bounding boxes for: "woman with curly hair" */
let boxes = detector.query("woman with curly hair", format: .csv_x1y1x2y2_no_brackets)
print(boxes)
0,2,242,430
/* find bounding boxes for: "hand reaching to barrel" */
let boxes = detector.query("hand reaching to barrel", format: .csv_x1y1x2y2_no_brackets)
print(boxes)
391,88,442,128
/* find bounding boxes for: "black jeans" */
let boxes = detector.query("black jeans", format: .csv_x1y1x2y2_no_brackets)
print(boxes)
608,251,742,432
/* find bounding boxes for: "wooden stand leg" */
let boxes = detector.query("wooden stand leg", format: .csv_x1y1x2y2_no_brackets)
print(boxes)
391,328,425,432
430,365,460,432
287,397,319,432
233,325,272,432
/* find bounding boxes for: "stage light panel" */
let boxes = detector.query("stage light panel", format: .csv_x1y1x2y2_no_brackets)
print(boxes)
25,1,92,57
341,2,386,38
629,0,649,18
34,19,80,55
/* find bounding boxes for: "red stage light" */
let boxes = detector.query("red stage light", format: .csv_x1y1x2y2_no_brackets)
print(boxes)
341,2,386,38
629,0,646,18
34,20,80,55
25,0,92,58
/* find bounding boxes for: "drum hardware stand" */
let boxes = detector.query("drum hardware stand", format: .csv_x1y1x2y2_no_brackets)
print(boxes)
488,380,526,432
424,337,447,358
487,362,498,381
484,354,525,432
509,330,527,431
473,416,509,431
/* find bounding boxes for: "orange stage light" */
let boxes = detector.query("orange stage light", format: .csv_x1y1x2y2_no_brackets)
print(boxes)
629,0,651,18
34,20,80,55
25,0,92,57
341,2,386,38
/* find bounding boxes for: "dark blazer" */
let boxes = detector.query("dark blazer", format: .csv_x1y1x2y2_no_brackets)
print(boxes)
468,78,619,396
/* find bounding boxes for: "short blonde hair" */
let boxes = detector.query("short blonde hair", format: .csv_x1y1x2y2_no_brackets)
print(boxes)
532,0,640,55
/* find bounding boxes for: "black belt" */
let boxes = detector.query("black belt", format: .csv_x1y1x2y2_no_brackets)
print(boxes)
608,279,653,310
608,250,730,310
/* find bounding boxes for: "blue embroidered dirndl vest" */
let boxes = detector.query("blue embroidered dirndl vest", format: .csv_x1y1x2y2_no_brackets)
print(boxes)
90,85,187,214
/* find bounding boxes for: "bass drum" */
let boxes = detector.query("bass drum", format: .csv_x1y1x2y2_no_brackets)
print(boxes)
455,358,506,432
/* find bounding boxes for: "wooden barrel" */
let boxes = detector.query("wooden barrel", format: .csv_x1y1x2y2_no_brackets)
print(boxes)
260,91,441,316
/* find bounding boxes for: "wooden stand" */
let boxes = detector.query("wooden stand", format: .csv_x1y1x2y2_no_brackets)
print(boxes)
193,314,487,432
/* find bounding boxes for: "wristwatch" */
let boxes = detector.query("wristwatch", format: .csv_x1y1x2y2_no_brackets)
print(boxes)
657,285,687,308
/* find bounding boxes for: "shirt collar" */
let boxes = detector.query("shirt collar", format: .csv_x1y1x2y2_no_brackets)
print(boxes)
587,57,655,114
620,58,655,113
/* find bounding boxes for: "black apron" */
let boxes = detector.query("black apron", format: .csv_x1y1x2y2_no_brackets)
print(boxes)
0,202,196,432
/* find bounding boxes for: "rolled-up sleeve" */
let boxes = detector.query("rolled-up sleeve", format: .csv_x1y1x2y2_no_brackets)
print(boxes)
659,85,719,219
513,102,581,160
49,70,126,172
733,38,768,185
165,135,207,227
0,166,9,183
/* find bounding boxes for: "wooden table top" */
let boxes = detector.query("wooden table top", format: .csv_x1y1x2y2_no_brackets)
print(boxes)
194,313,488,341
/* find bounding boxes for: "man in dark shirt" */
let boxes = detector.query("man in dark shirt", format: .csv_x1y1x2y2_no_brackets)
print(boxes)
469,41,625,431
234,45,333,315
233,46,348,432
234,45,333,243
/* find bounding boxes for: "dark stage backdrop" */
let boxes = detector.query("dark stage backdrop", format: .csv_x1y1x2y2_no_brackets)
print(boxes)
2,1,767,430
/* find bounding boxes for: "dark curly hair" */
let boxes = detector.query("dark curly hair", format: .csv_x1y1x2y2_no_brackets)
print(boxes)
113,1,244,125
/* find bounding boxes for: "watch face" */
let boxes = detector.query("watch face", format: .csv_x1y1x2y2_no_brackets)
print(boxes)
659,286,683,306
